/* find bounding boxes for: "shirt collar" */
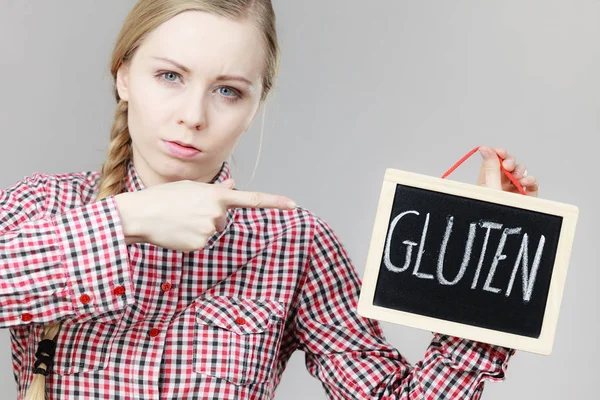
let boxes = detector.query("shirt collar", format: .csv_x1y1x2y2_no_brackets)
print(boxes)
124,160,235,249
125,160,145,193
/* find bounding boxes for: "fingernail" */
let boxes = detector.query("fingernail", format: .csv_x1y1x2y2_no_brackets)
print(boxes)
288,200,297,209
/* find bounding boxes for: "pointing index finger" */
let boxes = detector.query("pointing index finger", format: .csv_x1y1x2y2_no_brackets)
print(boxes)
220,189,297,211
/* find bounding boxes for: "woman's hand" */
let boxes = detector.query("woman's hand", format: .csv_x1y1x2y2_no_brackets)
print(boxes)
115,179,296,252
477,146,539,197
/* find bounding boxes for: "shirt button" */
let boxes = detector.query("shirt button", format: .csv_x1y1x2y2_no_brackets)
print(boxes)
80,294,91,305
21,313,33,322
235,317,246,325
160,282,172,292
114,286,126,296
148,328,160,337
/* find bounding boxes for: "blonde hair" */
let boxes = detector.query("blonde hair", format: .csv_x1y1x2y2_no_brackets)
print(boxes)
24,1,279,399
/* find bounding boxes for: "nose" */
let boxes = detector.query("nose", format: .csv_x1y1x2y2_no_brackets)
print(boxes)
178,92,207,131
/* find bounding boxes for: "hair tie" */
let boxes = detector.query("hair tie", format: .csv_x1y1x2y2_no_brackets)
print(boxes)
33,339,57,376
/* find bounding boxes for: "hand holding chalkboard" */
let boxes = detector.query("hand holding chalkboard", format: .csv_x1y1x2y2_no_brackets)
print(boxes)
357,147,577,355
475,146,538,197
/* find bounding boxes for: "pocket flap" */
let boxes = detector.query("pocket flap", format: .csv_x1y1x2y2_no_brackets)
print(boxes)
53,319,117,375
195,296,285,335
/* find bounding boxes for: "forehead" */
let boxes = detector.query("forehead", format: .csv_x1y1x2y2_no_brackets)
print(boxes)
135,10,265,82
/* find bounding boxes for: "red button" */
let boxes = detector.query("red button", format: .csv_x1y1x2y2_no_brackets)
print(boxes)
21,313,33,322
114,286,126,296
235,317,246,325
80,294,91,304
160,282,172,292
149,328,160,337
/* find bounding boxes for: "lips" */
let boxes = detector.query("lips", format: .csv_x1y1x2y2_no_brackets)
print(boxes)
162,140,202,159
171,141,199,151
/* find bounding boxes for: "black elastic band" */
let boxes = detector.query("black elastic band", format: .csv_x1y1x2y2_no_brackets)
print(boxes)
33,356,54,375
33,366,50,376
33,339,57,375
35,339,56,359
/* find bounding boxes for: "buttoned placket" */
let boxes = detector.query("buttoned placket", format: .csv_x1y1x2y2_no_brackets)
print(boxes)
122,159,236,395
146,247,183,338
135,245,182,400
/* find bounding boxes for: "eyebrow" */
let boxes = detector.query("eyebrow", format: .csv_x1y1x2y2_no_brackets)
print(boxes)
152,56,254,86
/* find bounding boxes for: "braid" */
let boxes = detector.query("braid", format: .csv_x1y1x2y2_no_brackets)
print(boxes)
23,100,132,400
97,100,132,200
22,323,60,400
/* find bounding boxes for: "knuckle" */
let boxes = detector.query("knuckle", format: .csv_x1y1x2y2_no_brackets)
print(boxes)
205,224,216,235
211,207,224,219
213,190,224,202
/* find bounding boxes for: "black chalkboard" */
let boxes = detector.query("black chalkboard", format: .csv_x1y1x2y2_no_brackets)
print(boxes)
372,184,563,338
357,169,578,354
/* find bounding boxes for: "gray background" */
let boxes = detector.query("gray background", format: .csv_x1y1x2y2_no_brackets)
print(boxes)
1,0,598,398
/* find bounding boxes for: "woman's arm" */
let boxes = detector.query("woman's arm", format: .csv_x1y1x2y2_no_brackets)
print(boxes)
0,173,135,328
289,216,513,399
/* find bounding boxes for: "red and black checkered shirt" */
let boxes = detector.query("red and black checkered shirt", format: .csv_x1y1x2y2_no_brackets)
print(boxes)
1,161,514,399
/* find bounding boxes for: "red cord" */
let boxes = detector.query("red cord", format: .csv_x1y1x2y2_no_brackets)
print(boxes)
441,146,527,196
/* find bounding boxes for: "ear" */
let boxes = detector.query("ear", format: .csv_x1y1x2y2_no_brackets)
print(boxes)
116,63,130,102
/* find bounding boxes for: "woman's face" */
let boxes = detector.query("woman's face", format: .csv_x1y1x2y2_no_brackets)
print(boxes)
116,10,265,186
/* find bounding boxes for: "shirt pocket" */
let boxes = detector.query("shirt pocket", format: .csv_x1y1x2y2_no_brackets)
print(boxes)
193,296,286,385
52,319,118,375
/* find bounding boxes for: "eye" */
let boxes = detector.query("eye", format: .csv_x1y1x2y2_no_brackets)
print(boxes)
218,87,239,97
162,72,179,82
163,72,179,82
154,70,182,86
215,86,243,103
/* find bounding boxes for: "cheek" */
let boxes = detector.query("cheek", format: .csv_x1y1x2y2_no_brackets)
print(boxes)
211,101,258,133
212,108,251,144
203,108,248,152
128,80,172,136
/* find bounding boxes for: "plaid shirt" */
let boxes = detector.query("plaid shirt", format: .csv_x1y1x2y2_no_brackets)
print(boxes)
1,160,514,399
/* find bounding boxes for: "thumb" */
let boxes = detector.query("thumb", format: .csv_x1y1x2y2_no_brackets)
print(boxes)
478,146,502,190
215,178,235,189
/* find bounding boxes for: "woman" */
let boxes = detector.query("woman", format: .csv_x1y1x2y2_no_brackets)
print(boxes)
0,1,539,399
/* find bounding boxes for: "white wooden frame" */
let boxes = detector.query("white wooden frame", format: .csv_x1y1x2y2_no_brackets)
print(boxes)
357,168,579,355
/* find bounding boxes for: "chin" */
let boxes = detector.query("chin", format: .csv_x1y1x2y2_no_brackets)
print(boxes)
150,154,196,181
165,162,200,182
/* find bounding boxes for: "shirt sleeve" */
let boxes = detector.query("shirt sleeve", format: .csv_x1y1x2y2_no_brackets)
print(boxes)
0,173,135,328
290,216,515,399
